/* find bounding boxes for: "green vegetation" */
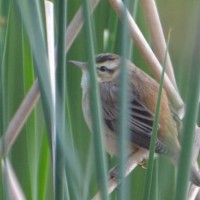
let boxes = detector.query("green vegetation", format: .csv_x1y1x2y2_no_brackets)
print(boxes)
0,0,200,199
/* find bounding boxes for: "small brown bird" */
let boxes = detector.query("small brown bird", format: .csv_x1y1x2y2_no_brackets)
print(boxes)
70,53,200,186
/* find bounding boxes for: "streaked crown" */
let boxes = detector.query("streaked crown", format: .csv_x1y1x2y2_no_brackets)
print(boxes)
70,53,124,83
95,53,120,82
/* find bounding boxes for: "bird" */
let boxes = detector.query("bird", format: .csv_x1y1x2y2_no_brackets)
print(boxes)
69,53,200,186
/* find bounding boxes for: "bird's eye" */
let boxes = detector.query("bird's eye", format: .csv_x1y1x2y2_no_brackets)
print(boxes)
99,66,108,72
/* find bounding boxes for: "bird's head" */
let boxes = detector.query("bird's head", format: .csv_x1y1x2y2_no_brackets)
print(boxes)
69,53,121,83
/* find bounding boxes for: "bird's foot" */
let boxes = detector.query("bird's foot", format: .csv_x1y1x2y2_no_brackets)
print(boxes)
109,166,118,180
139,159,147,169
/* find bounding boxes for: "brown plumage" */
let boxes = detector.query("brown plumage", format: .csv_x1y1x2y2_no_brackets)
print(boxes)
70,53,200,186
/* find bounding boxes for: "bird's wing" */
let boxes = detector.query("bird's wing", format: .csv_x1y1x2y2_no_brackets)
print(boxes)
102,86,172,156
128,98,171,155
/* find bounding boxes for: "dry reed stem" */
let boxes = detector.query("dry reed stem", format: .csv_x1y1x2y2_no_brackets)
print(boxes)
1,0,199,199
141,0,177,90
2,159,26,200
0,81,40,155
188,184,200,200
195,192,200,200
0,0,100,156
92,149,149,200
141,1,200,197
92,0,199,199
0,3,53,199
65,0,100,54
108,0,183,111
189,127,200,198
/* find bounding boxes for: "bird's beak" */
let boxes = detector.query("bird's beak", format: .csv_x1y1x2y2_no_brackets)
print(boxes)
69,60,87,70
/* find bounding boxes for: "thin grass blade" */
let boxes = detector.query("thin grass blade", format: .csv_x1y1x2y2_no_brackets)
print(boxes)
175,6,200,200
82,0,109,199
117,0,131,199
143,30,171,200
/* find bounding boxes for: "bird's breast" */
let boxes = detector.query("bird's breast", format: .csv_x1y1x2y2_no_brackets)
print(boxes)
81,88,121,156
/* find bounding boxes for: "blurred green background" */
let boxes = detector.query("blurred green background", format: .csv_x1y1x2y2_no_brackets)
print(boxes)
0,0,200,199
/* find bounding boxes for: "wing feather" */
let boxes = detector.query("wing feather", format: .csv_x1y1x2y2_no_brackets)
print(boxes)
101,83,172,156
